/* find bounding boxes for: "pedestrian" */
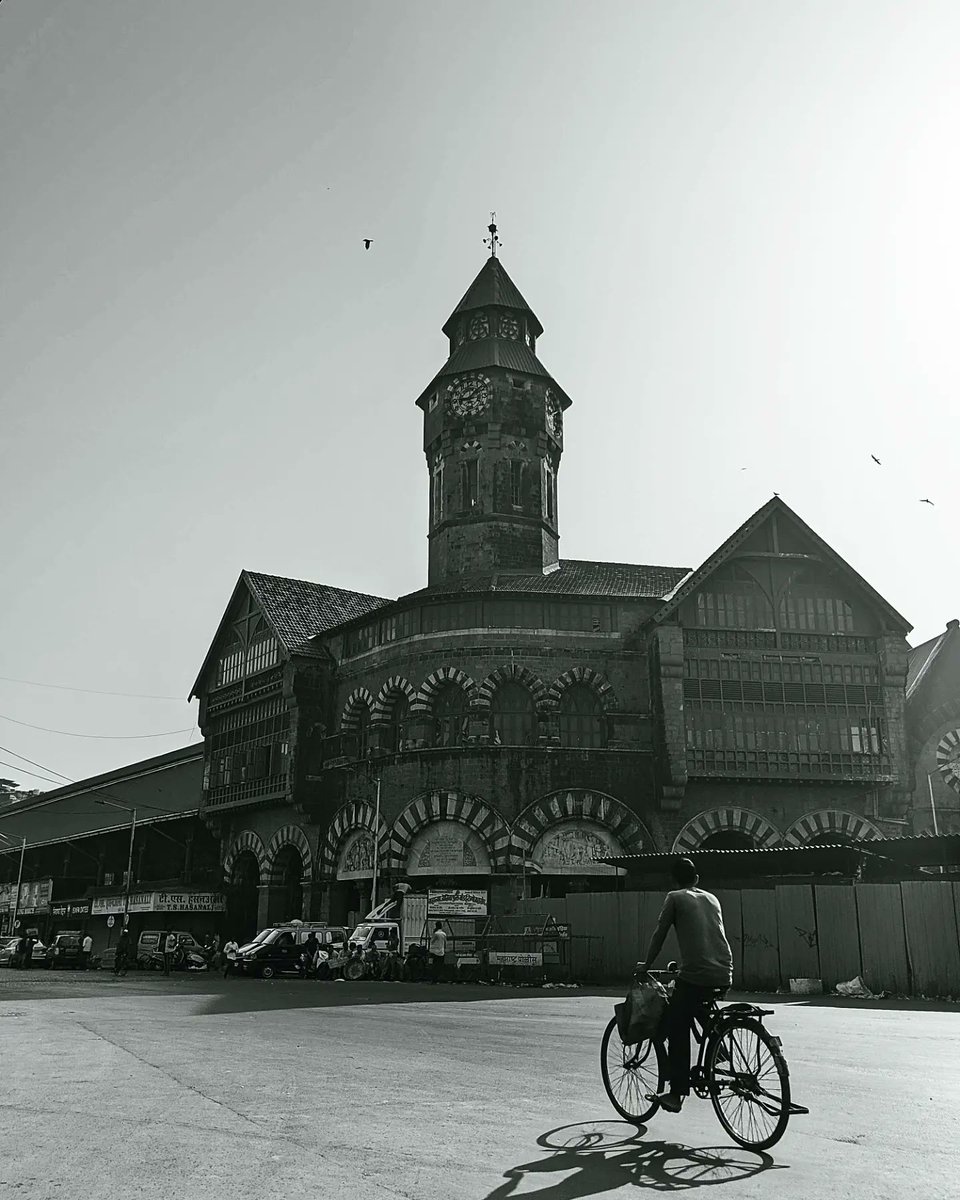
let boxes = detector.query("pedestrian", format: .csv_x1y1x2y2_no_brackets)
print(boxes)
301,932,320,977
114,928,130,977
15,933,28,969
428,921,447,984
163,930,177,976
222,937,239,979
81,932,93,970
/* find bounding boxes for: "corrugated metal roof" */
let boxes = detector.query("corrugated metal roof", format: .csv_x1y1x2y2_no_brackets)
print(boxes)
442,258,542,336
0,745,203,847
400,559,691,603
602,844,874,876
245,572,393,656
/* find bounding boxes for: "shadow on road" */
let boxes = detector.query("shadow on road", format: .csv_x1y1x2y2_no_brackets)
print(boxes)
485,1120,785,1197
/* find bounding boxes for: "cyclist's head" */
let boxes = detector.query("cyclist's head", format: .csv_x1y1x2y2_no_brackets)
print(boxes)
670,857,699,888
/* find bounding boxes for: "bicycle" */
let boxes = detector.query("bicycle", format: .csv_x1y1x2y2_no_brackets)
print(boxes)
601,965,808,1150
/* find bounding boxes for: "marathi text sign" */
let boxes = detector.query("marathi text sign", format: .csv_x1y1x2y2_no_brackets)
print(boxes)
52,900,92,919
488,951,543,967
91,891,225,916
427,889,487,917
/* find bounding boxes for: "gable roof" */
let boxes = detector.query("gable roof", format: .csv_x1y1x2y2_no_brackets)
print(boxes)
189,571,392,698
906,618,960,701
645,496,912,633
442,257,543,337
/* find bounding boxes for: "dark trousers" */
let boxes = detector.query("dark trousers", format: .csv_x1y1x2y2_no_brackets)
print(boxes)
163,952,174,976
430,953,444,983
661,979,726,1095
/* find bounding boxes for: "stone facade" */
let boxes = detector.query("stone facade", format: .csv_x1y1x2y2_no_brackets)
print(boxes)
190,251,917,937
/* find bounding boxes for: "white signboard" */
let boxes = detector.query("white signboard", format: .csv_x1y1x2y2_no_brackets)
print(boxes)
91,891,226,916
488,951,543,967
428,888,488,917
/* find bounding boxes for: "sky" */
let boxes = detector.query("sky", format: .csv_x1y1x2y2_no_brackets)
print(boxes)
1,1,958,789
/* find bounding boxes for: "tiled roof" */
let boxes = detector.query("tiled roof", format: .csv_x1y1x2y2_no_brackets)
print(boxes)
443,258,542,336
244,572,393,655
402,559,690,603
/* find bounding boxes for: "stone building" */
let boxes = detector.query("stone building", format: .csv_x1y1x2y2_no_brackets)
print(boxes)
190,246,915,936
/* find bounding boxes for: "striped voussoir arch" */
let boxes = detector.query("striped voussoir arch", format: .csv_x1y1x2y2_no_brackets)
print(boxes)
473,664,549,712
388,790,512,871
318,800,391,878
936,728,960,793
411,667,477,714
543,666,617,713
339,686,375,730
262,824,314,883
511,790,652,865
672,808,781,853
783,810,883,846
222,829,267,884
370,676,417,722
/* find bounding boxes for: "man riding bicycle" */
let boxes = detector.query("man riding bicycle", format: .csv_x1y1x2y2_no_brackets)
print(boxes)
641,856,733,1113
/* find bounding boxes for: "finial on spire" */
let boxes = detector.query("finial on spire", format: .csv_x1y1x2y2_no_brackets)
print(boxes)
484,212,500,258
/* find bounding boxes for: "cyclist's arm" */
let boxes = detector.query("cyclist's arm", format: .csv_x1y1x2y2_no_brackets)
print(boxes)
641,894,675,970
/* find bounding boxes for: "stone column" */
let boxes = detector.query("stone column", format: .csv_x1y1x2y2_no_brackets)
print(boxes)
654,625,687,809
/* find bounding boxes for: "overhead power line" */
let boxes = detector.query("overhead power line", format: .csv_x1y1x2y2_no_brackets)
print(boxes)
0,713,194,739
0,760,65,787
0,674,185,701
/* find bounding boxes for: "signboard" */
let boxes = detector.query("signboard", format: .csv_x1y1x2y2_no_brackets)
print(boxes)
427,889,488,917
0,883,14,911
18,878,53,915
51,900,92,919
107,916,115,929
91,891,226,916
488,951,543,967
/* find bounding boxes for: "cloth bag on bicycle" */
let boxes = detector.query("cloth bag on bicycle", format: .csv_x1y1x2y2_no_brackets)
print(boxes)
614,977,669,1045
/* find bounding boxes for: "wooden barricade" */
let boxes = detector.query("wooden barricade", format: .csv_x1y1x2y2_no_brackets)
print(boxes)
740,889,780,990
775,885,820,984
855,884,910,995
900,881,960,998
814,885,861,989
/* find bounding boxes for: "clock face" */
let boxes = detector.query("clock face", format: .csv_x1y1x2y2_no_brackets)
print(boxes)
468,313,489,340
499,314,520,340
447,373,492,418
545,391,562,437
936,729,960,792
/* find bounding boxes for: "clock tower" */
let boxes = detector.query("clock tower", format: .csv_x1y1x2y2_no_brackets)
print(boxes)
415,231,572,585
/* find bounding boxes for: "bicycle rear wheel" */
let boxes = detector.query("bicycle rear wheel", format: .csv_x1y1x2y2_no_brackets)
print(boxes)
600,1016,665,1125
706,1017,791,1150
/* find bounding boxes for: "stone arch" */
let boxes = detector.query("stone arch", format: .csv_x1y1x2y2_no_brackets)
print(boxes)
340,686,375,731
543,667,618,713
784,810,883,846
672,808,782,852
511,791,652,867
371,676,417,723
318,800,391,879
262,824,313,883
474,664,549,712
389,789,511,871
412,667,477,714
222,829,267,884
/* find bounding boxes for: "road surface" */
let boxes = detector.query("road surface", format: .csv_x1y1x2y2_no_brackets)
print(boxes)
1,972,957,1199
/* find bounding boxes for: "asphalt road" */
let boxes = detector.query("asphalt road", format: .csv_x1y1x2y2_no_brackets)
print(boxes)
1,972,957,1200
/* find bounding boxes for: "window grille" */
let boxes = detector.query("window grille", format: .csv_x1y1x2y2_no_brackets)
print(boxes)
489,682,537,746
558,684,606,748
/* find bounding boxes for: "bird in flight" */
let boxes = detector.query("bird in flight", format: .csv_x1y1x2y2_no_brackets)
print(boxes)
363,239,373,250
870,455,881,465
920,498,935,506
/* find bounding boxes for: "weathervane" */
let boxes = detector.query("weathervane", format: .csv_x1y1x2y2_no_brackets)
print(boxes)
484,212,500,258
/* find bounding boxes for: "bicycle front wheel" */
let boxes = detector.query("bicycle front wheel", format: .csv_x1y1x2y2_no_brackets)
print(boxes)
707,1018,791,1150
600,1016,665,1125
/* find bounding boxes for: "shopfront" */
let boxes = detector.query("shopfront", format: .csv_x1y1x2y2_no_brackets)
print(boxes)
89,889,226,948
0,878,53,939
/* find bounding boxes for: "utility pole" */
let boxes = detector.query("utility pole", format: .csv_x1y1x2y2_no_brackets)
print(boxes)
370,775,382,914
95,799,137,926
0,833,26,935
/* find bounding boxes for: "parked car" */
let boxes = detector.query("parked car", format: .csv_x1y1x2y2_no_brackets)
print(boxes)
43,932,83,969
0,936,47,967
237,923,348,979
136,929,209,971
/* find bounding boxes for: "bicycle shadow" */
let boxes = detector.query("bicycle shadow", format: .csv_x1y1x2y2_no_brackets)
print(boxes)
484,1120,786,1198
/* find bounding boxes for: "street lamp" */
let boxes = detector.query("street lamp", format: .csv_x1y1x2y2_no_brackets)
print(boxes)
0,831,27,936
95,798,137,925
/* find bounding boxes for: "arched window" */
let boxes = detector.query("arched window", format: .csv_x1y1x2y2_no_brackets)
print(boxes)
383,693,409,754
558,684,606,748
353,706,370,759
433,683,468,748
490,682,536,746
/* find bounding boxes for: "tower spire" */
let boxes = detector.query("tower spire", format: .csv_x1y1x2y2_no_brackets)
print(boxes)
484,212,500,258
